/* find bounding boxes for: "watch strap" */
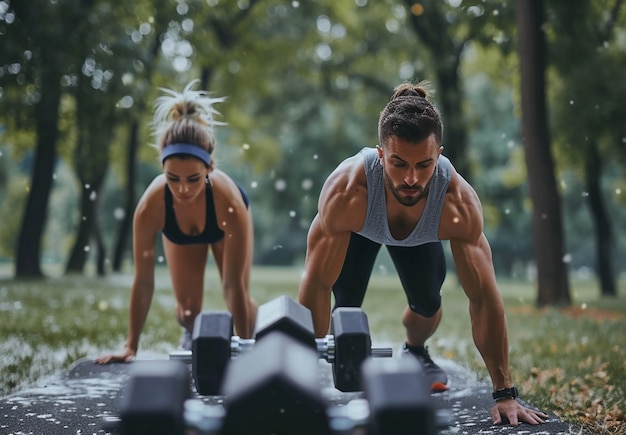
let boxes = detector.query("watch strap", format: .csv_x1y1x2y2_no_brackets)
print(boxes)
492,386,519,401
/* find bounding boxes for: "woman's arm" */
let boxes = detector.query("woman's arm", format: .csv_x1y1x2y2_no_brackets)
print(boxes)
212,172,255,338
95,178,163,364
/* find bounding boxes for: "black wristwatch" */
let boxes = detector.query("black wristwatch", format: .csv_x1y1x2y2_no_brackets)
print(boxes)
492,386,519,402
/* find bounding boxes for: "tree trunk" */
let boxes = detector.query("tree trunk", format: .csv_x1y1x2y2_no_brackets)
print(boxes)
584,144,617,296
92,173,108,276
547,0,621,298
65,184,93,274
64,15,114,276
65,171,107,274
112,121,139,272
15,59,61,278
517,0,570,306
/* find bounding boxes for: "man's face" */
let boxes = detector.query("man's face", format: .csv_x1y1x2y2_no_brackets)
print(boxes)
378,134,443,207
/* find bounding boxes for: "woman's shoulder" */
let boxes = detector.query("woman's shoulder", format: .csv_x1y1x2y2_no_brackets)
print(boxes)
209,170,251,229
135,174,167,216
209,169,239,192
208,168,232,183
143,173,167,198
209,169,248,207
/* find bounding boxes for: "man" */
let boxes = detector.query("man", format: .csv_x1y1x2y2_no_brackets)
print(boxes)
298,82,548,426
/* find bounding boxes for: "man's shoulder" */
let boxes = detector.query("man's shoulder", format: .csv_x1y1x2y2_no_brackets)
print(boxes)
443,168,477,203
318,153,368,233
322,152,367,196
440,171,483,242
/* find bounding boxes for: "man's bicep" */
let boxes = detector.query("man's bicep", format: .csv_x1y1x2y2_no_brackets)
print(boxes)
304,215,351,288
450,234,498,302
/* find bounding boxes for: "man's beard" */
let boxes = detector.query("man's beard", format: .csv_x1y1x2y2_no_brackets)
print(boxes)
383,168,432,207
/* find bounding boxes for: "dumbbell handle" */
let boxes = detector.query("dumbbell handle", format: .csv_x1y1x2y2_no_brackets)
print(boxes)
230,335,393,363
232,335,393,361
315,335,393,362
170,336,393,363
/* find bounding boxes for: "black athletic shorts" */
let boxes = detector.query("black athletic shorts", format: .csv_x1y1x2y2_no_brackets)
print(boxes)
332,232,446,317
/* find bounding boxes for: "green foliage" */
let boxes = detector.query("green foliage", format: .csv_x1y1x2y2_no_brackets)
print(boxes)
193,0,427,262
461,69,533,277
0,0,624,281
459,1,626,282
547,0,626,165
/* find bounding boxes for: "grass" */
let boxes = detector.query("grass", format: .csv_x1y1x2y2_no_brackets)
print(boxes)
0,265,624,434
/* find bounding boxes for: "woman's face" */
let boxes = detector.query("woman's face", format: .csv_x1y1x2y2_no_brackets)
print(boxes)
163,157,209,204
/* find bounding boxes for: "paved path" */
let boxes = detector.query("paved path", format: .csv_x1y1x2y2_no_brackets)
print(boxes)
0,356,586,435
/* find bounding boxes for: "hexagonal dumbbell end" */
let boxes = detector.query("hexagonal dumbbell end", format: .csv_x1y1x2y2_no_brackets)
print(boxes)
331,307,372,392
362,357,436,435
118,360,190,435
192,310,233,395
220,331,330,435
253,295,316,350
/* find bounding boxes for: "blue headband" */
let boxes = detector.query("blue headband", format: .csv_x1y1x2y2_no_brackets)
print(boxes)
161,143,211,166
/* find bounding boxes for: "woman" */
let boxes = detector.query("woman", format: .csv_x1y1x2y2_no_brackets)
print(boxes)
96,81,257,364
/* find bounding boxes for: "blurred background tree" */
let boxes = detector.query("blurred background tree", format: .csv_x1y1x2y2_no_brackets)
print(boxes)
0,0,624,304
547,0,626,297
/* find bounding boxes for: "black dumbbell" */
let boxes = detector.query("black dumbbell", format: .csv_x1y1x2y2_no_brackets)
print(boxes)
191,310,233,396
106,335,328,435
170,296,393,394
330,306,372,392
220,331,331,435
254,296,393,389
361,357,438,435
102,360,191,435
253,294,317,348
104,341,449,435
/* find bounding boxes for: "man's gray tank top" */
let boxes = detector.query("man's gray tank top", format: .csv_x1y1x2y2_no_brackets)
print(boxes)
356,147,452,247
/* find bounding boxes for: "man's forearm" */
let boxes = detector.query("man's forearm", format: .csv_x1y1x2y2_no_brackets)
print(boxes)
298,279,332,337
470,299,512,390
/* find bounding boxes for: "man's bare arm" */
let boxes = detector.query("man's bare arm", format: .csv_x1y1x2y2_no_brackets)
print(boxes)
451,234,510,389
299,156,366,336
298,215,351,337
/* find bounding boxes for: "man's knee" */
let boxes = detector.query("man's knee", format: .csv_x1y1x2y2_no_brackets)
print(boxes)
332,286,367,309
407,299,441,318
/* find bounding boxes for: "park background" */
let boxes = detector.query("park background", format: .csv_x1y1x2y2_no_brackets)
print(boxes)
0,0,625,433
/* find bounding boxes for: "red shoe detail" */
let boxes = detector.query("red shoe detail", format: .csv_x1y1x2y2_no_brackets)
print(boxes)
431,382,449,392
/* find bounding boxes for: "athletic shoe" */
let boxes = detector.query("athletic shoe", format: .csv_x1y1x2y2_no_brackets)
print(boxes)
402,342,449,392
178,328,192,351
